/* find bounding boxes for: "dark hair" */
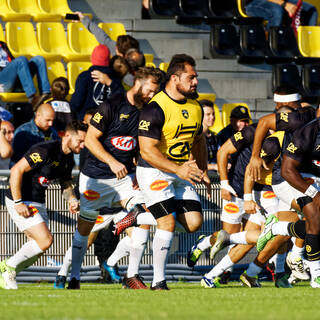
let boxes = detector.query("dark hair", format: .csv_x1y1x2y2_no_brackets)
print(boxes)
51,77,70,100
116,35,140,56
134,66,164,85
125,48,146,72
65,120,88,133
273,85,299,95
110,55,129,79
166,54,196,80
276,105,295,113
199,99,214,108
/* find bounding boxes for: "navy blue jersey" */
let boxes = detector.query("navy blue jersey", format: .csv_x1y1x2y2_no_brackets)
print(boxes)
81,92,139,179
6,140,74,203
206,130,218,164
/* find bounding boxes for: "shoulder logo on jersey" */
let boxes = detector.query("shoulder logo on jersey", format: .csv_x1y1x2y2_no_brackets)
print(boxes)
120,113,130,121
83,190,100,201
92,112,103,124
262,191,276,199
260,149,267,157
28,205,39,216
224,203,239,214
182,109,189,119
150,180,169,191
286,142,297,154
138,120,150,131
29,153,43,164
38,176,49,187
95,215,104,224
111,136,137,151
234,132,243,142
280,112,289,122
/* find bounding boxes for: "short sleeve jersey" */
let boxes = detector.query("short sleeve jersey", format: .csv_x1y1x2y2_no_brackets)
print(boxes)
81,92,139,179
6,140,74,203
206,130,219,164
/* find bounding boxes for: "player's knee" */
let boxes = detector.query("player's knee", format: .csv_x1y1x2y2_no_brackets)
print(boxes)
184,214,203,233
38,233,53,251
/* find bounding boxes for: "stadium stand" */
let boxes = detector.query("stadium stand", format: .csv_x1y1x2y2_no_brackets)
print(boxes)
297,26,320,58
302,64,320,98
0,0,31,21
67,61,92,94
221,102,252,127
97,22,126,41
0,25,4,41
272,63,303,92
148,0,181,19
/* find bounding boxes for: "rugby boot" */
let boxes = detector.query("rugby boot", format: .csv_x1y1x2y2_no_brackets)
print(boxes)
122,274,148,289
53,275,66,289
256,215,278,252
0,260,17,290
187,235,206,268
219,271,232,284
210,230,230,260
286,252,310,281
310,276,320,288
240,271,261,288
201,276,221,288
103,262,121,283
150,280,170,290
275,272,293,288
67,277,80,289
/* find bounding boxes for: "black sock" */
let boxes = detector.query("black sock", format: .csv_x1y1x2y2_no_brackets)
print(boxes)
305,234,320,261
287,220,306,239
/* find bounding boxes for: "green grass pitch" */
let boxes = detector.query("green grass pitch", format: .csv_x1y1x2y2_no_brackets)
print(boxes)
1,281,320,320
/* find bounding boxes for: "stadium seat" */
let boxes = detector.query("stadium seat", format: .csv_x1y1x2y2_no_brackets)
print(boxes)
272,64,302,92
235,0,264,24
238,24,268,63
97,22,126,41
67,23,99,61
222,103,252,127
144,54,154,64
0,92,28,103
159,62,169,72
148,0,181,19
302,64,320,97
0,26,4,42
210,24,239,57
46,61,66,83
146,62,157,68
0,0,31,21
297,26,320,58
67,62,92,94
178,0,212,22
303,0,320,25
6,22,43,58
207,0,236,18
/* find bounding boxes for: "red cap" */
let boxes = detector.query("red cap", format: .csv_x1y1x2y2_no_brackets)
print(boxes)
91,44,110,66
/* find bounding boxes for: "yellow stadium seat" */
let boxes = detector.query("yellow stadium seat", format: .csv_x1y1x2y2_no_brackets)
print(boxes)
0,26,4,42
144,53,154,64
237,0,249,18
6,22,43,58
0,0,31,21
0,92,28,103
67,23,99,61
297,26,320,58
159,62,169,72
222,103,252,127
46,61,66,84
36,22,83,61
97,22,126,41
146,62,156,68
67,62,92,94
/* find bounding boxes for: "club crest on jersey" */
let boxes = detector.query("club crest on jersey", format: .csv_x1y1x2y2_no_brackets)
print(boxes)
28,205,39,216
234,132,243,142
29,153,43,164
120,113,130,121
280,112,289,122
150,180,169,191
224,203,239,214
263,191,276,199
286,142,297,154
111,136,137,151
95,215,104,224
38,176,49,187
139,120,150,131
182,109,189,119
83,190,100,201
92,112,103,124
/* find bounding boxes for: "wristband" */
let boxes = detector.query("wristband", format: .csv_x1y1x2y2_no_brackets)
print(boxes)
243,194,253,201
305,185,318,198
220,180,229,189
14,199,22,204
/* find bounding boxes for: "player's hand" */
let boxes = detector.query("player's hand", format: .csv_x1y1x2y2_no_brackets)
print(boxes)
247,157,269,181
202,172,212,200
68,198,79,214
15,203,31,218
221,189,233,201
176,160,203,185
220,180,237,201
74,11,84,21
244,200,260,214
91,70,111,85
284,2,297,17
109,159,128,179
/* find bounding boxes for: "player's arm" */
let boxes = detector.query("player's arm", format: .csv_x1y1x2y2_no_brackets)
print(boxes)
243,165,259,214
60,180,79,214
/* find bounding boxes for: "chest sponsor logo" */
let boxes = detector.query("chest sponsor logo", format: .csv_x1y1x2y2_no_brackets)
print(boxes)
120,113,130,121
234,132,243,142
224,203,239,214
38,176,49,187
150,180,169,191
286,142,297,154
139,120,150,131
312,160,320,167
262,191,276,199
111,136,137,151
280,112,289,122
182,109,189,119
95,215,104,224
304,177,315,185
92,112,103,124
51,161,59,168
83,190,100,201
44,136,52,141
28,205,39,216
29,153,43,164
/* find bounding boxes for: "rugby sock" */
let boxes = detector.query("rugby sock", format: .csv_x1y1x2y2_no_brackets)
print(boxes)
271,221,290,236
58,247,72,277
197,235,212,251
291,243,305,258
246,262,262,277
136,212,157,225
275,253,286,274
152,229,173,286
7,240,43,269
305,234,320,278
308,260,320,278
107,236,131,266
206,254,233,279
229,231,248,245
287,220,306,239
127,228,149,277
70,229,88,280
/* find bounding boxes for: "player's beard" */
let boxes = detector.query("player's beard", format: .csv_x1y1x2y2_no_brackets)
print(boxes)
133,87,149,109
176,83,199,100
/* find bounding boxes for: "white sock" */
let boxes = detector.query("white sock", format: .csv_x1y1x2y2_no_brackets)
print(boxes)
246,262,262,277
308,260,320,279
58,247,72,277
229,231,248,245
275,253,286,274
206,254,233,279
152,229,173,286
291,243,305,258
127,228,149,277
107,236,131,266
197,236,212,251
136,212,157,225
70,229,88,280
272,222,290,236
7,240,43,269
112,210,128,224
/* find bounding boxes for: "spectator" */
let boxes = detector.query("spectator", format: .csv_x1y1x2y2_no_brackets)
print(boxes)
199,100,219,172
70,44,123,120
10,103,59,167
0,41,51,109
217,105,251,147
47,77,73,136
110,55,129,80
0,120,14,170
245,0,318,28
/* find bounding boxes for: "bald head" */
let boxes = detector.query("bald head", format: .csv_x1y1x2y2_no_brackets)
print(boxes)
35,103,55,132
0,120,14,143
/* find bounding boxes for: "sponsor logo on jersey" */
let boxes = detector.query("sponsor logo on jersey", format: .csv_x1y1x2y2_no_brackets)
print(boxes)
286,142,297,154
38,176,49,187
51,161,59,168
306,245,311,253
150,180,169,191
83,190,100,201
182,109,189,119
280,112,289,122
92,112,103,124
44,136,52,141
304,177,315,185
312,160,320,167
111,136,137,151
28,205,39,216
29,153,43,164
234,132,243,142
224,203,239,214
262,191,276,199
120,113,130,121
138,120,150,131
95,215,104,224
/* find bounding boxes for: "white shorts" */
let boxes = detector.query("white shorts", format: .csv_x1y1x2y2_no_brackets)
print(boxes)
253,189,279,217
91,214,115,233
6,197,47,232
136,166,200,208
79,172,142,221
